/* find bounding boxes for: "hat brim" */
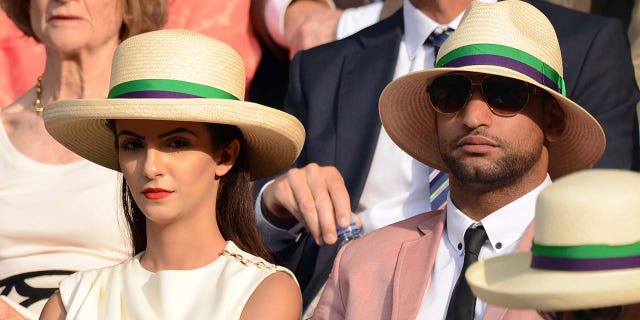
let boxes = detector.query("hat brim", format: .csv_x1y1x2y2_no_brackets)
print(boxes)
378,65,605,179
44,98,305,180
466,252,640,311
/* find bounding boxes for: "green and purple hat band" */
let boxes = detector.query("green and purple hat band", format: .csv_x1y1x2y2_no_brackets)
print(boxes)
436,44,567,96
108,79,240,100
531,241,640,271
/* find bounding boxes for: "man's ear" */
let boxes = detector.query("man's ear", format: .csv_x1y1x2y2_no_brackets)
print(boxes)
215,139,240,178
544,98,566,143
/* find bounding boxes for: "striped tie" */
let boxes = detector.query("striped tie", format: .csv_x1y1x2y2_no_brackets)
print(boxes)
427,27,455,59
429,168,449,210
426,27,454,210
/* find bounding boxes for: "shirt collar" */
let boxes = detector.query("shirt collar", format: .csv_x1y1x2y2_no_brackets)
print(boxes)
402,0,497,60
446,174,552,255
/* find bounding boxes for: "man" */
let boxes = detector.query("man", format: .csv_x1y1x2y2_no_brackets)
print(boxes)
313,1,606,318
255,0,639,310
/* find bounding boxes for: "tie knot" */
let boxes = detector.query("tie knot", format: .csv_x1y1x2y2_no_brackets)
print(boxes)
426,27,455,49
463,226,487,256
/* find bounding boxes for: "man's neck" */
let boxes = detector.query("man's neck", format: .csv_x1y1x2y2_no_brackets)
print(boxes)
449,170,548,221
410,0,471,24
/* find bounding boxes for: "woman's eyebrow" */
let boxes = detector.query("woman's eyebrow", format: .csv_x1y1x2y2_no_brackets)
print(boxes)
158,128,197,138
117,130,144,139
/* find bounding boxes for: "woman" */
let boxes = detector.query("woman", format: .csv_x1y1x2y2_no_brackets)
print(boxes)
1,0,262,108
0,0,166,318
39,29,304,319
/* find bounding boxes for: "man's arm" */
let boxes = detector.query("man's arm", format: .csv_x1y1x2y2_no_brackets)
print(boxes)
254,51,358,251
250,0,339,60
250,0,386,59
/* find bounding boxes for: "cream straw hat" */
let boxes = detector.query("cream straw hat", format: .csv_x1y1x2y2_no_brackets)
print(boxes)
378,0,605,179
44,29,305,180
466,169,640,311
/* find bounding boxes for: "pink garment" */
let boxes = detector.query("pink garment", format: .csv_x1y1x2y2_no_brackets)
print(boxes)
165,0,261,95
0,10,45,108
312,210,542,320
0,0,260,108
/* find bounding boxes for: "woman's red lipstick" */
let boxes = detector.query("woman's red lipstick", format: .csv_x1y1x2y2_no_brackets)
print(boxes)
142,188,173,200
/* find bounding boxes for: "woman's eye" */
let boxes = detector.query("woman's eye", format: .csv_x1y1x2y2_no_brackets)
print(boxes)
119,140,143,151
167,138,190,149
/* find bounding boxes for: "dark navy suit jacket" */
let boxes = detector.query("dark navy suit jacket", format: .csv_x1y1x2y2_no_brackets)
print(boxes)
269,0,640,307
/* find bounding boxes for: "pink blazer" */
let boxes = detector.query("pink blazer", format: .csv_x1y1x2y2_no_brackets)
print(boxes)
312,209,542,320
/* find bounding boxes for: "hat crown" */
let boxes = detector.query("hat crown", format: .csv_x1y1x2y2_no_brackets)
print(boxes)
534,170,640,247
437,1,564,93
109,29,245,100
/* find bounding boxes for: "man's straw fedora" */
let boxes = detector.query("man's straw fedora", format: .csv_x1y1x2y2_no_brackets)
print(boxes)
378,0,605,179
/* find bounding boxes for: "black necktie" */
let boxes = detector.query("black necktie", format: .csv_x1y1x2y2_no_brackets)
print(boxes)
445,226,488,320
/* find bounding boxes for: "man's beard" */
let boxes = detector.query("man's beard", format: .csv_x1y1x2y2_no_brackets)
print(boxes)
440,131,543,187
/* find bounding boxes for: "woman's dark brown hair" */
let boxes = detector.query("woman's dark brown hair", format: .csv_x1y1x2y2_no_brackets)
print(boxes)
119,123,273,262
1,0,167,42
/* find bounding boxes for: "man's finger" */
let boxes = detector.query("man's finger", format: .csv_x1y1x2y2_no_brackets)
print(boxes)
287,168,323,245
306,166,338,245
324,167,352,229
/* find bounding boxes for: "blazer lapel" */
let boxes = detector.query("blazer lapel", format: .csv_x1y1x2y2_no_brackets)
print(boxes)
391,210,446,320
335,11,403,208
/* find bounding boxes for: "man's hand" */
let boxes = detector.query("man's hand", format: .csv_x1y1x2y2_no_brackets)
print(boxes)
284,0,343,59
262,163,360,245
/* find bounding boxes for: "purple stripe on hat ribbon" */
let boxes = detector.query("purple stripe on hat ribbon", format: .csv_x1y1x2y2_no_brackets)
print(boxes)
531,255,640,271
113,91,203,99
442,55,561,93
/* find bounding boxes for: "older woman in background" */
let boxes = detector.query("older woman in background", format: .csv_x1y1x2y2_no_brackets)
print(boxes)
0,0,262,108
0,0,166,318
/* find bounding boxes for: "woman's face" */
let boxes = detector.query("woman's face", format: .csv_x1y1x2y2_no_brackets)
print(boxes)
30,0,124,52
115,120,237,226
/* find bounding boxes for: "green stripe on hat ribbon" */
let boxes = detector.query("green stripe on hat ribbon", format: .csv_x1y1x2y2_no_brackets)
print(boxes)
436,44,566,96
532,241,640,259
108,79,239,100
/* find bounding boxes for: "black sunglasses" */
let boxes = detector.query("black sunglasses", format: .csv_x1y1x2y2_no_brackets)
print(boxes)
426,73,544,117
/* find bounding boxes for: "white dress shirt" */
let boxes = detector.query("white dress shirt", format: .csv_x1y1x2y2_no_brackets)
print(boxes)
416,175,552,320
255,0,464,248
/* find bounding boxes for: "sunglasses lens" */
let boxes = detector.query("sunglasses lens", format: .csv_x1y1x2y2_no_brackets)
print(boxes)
482,76,530,115
427,74,472,113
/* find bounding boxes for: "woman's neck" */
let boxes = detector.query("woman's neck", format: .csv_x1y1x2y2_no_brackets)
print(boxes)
140,212,228,272
39,43,118,105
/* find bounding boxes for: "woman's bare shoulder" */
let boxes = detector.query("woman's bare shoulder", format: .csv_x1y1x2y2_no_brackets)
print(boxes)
39,291,66,320
240,270,302,320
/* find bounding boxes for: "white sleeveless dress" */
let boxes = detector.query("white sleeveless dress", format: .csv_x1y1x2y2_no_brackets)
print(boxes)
59,241,298,319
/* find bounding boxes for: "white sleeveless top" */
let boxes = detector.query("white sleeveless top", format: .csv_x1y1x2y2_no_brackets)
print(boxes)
0,122,130,317
59,241,297,319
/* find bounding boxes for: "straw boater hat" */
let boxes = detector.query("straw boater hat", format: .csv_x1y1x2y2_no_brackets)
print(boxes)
466,169,640,310
378,0,605,179
44,29,305,180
